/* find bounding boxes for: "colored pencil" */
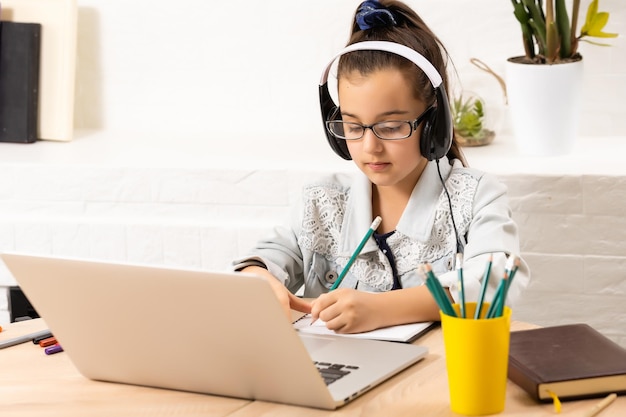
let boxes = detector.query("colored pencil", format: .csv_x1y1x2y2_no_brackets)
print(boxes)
423,264,457,317
474,254,493,319
456,253,466,318
330,216,382,290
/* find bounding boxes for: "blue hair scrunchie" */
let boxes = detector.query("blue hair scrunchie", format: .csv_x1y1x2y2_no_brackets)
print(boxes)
356,0,397,31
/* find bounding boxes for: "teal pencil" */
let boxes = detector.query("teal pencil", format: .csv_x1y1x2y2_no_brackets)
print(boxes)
330,216,382,291
456,253,466,318
487,255,516,318
425,277,447,314
427,277,456,317
486,279,505,318
493,283,507,318
498,255,519,317
423,264,457,317
474,254,493,319
504,256,520,294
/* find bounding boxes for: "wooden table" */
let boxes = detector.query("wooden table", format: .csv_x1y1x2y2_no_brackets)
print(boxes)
1,318,624,416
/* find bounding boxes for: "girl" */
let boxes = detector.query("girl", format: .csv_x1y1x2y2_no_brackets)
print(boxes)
234,0,529,334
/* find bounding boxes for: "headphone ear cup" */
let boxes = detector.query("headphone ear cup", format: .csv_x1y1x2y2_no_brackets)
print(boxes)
420,108,438,161
420,87,453,161
326,107,352,160
319,84,352,160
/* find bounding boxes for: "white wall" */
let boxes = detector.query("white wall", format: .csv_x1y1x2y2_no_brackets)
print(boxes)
73,0,626,158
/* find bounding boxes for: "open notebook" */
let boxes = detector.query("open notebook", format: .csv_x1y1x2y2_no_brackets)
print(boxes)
293,314,436,343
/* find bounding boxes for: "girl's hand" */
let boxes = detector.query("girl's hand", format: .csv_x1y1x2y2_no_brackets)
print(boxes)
240,266,311,320
310,289,382,334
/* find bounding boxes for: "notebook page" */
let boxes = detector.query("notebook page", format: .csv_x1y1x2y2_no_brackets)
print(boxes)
293,314,434,343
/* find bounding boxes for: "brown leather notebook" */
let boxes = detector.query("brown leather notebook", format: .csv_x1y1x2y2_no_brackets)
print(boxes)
508,323,626,402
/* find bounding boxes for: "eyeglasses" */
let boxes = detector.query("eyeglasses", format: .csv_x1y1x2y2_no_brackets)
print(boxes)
326,105,434,141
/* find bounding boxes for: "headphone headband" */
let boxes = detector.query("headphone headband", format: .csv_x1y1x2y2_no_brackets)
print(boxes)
319,41,443,88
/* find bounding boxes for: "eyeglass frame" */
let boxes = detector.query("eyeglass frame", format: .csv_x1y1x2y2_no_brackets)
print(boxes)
325,105,435,141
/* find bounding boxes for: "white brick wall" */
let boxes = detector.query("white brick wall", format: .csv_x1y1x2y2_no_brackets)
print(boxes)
462,140,626,347
506,176,626,346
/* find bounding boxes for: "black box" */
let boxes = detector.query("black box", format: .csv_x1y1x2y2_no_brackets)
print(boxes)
8,286,39,322
0,21,41,143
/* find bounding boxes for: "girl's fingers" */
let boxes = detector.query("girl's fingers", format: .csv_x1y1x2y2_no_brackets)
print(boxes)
288,293,312,313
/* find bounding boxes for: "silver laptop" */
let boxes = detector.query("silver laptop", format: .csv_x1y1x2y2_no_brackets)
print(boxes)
1,252,428,410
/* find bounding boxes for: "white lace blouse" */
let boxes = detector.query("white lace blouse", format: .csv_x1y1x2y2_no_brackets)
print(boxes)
233,157,529,308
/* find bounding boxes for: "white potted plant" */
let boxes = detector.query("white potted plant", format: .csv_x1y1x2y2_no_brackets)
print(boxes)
506,0,617,156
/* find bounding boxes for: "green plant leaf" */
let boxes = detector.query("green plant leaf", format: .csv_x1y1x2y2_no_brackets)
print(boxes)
513,1,536,57
523,0,547,41
474,100,484,118
512,0,530,24
529,19,547,54
555,0,572,57
452,96,485,138
546,21,560,63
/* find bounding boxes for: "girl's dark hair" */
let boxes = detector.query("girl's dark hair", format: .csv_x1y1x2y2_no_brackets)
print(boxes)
338,0,466,165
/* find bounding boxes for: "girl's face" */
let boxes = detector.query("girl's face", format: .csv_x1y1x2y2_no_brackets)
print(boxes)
338,68,429,194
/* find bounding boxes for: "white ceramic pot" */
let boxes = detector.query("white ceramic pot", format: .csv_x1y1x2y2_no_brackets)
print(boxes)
506,58,583,156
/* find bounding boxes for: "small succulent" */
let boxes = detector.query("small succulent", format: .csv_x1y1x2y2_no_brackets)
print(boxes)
453,95,485,140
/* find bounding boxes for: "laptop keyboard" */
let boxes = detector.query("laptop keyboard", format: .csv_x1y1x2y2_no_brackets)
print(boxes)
314,361,360,385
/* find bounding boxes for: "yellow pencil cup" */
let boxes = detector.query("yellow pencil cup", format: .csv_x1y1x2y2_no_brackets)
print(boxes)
440,302,511,416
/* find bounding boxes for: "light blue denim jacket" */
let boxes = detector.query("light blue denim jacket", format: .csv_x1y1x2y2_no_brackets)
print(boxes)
233,157,529,307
